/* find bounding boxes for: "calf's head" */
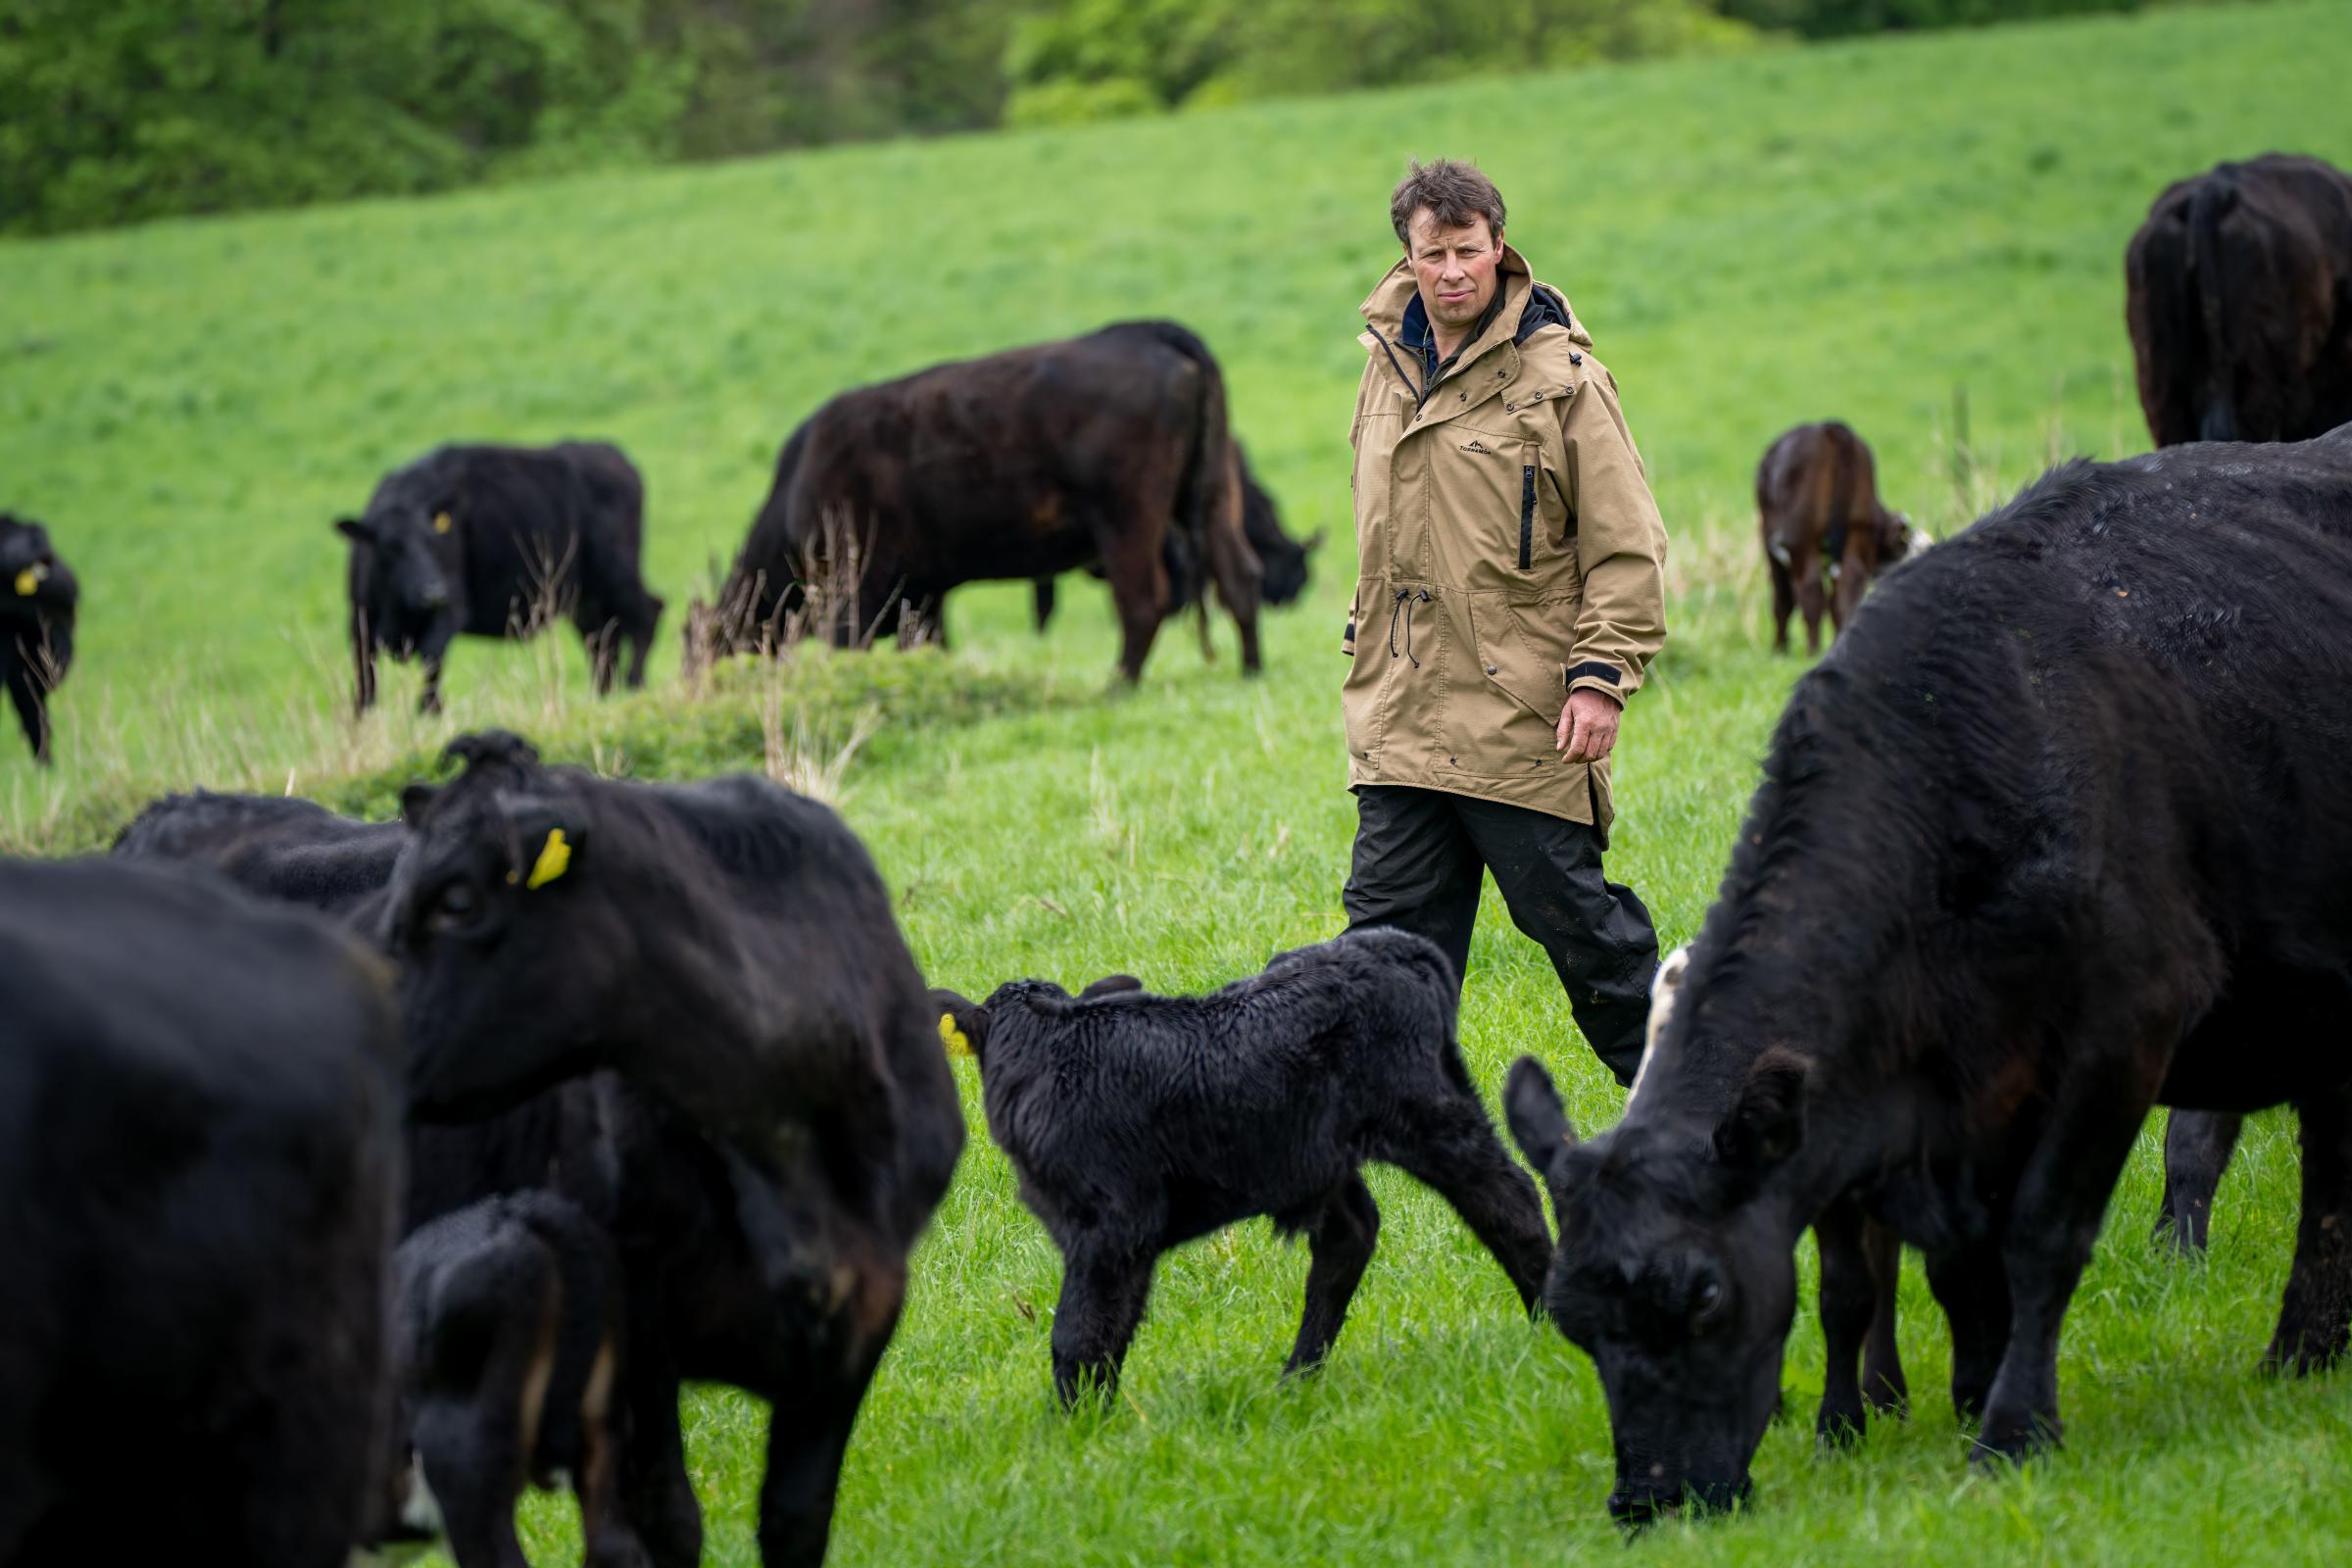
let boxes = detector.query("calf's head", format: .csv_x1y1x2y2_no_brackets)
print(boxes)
0,514,65,606
1506,1049,1810,1525
1876,508,1923,566
383,731,617,1117
338,499,460,653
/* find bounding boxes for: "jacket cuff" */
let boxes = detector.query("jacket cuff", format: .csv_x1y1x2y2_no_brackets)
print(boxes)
1565,661,1631,705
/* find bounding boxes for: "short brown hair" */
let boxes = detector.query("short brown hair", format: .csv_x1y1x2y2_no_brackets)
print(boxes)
1391,159,1506,246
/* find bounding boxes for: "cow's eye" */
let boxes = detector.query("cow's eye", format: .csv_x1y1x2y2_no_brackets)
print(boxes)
1689,1275,1726,1336
427,879,480,931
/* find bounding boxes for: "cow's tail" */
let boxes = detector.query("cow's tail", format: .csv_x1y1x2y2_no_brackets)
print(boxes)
2187,175,2242,442
1128,320,1232,633
1823,423,1857,573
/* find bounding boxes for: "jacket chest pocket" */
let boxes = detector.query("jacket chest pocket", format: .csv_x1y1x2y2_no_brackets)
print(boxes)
1425,425,1556,588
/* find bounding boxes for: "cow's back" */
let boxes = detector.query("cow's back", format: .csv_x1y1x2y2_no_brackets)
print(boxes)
0,858,400,1560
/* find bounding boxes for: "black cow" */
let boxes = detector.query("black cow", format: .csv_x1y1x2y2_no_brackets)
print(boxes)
1507,427,2352,1523
706,320,1264,680
0,857,400,1564
2127,153,2352,447
115,745,965,1568
336,442,664,715
1030,445,1321,632
934,928,1551,1404
382,732,964,1565
371,1191,647,1568
0,512,76,762
114,789,405,912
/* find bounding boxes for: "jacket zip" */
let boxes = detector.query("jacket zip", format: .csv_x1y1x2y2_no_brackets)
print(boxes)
1519,465,1536,570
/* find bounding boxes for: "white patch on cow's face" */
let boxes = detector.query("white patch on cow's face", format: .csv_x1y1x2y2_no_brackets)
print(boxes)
1767,540,1792,568
399,1455,445,1540
1625,945,1691,1113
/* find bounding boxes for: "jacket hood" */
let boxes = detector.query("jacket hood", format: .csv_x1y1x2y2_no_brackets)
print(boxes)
1360,243,1594,356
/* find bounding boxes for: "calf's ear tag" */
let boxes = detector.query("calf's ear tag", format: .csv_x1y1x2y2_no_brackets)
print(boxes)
433,511,453,534
938,1013,971,1057
525,827,571,889
12,568,35,596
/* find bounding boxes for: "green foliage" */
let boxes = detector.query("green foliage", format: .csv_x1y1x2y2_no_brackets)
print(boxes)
1004,0,1764,119
3,5,2350,1561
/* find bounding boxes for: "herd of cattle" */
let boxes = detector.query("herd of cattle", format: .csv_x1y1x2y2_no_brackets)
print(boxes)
2,150,2351,1564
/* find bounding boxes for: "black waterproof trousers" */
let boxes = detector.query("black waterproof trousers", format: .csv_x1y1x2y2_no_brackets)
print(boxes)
1342,784,1657,1085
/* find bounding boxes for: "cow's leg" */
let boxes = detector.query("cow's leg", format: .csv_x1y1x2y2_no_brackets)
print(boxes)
1925,1236,2009,1422
1795,566,1828,656
1099,530,1169,683
1831,548,1869,636
352,620,378,714
1202,514,1264,676
1382,1091,1553,1309
2267,1088,2352,1375
416,1403,531,1568
1284,1174,1381,1377
621,593,662,689
1032,575,1057,632
2157,1109,2244,1253
616,1337,700,1568
418,654,446,715
6,671,48,764
583,615,621,696
1768,553,1795,654
1974,1047,2166,1464
754,1271,904,1568
575,1336,653,1568
1861,1216,1908,1415
1813,1194,1878,1445
1051,1240,1157,1406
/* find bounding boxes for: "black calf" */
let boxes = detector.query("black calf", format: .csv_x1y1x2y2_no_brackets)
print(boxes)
375,1192,647,1568
0,513,76,762
936,928,1551,1404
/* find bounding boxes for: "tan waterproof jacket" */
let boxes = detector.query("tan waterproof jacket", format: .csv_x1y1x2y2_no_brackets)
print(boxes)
1344,245,1668,836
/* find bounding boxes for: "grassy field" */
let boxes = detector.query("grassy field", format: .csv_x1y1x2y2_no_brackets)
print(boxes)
6,1,2351,1562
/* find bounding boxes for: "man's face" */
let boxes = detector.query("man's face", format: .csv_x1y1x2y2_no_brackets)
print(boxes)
1405,210,1502,337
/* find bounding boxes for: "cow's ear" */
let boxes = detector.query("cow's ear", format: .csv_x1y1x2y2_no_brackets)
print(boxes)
1713,1047,1808,1175
508,818,585,892
1505,1054,1580,1223
336,516,372,543
927,990,989,1062
400,783,440,828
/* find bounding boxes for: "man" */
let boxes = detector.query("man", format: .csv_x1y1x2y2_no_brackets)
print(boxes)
1342,159,1668,1085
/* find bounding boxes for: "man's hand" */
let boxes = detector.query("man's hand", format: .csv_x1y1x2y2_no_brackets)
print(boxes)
1555,687,1622,764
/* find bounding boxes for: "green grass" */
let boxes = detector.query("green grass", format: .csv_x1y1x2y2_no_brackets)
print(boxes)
6,1,2351,1562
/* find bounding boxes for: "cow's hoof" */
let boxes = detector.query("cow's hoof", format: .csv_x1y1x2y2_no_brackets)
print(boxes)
2263,1332,2348,1379
1968,1413,2060,1469
1815,1407,1864,1450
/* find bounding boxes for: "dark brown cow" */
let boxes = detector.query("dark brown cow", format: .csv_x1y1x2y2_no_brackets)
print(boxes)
1758,422,1919,657
705,320,1263,681
2127,153,2352,447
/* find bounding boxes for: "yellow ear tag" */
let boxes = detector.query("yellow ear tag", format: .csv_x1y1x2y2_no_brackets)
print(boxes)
433,512,453,534
12,568,34,596
525,827,571,890
938,1012,971,1057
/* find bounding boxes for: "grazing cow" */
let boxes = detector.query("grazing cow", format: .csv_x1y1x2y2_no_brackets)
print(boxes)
382,731,964,1565
370,1191,647,1568
707,320,1264,680
933,928,1551,1404
2127,153,2352,447
0,857,400,1565
1631,947,1910,1443
0,512,76,762
336,441,664,715
1756,422,1920,656
1505,427,2352,1523
1031,445,1322,631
